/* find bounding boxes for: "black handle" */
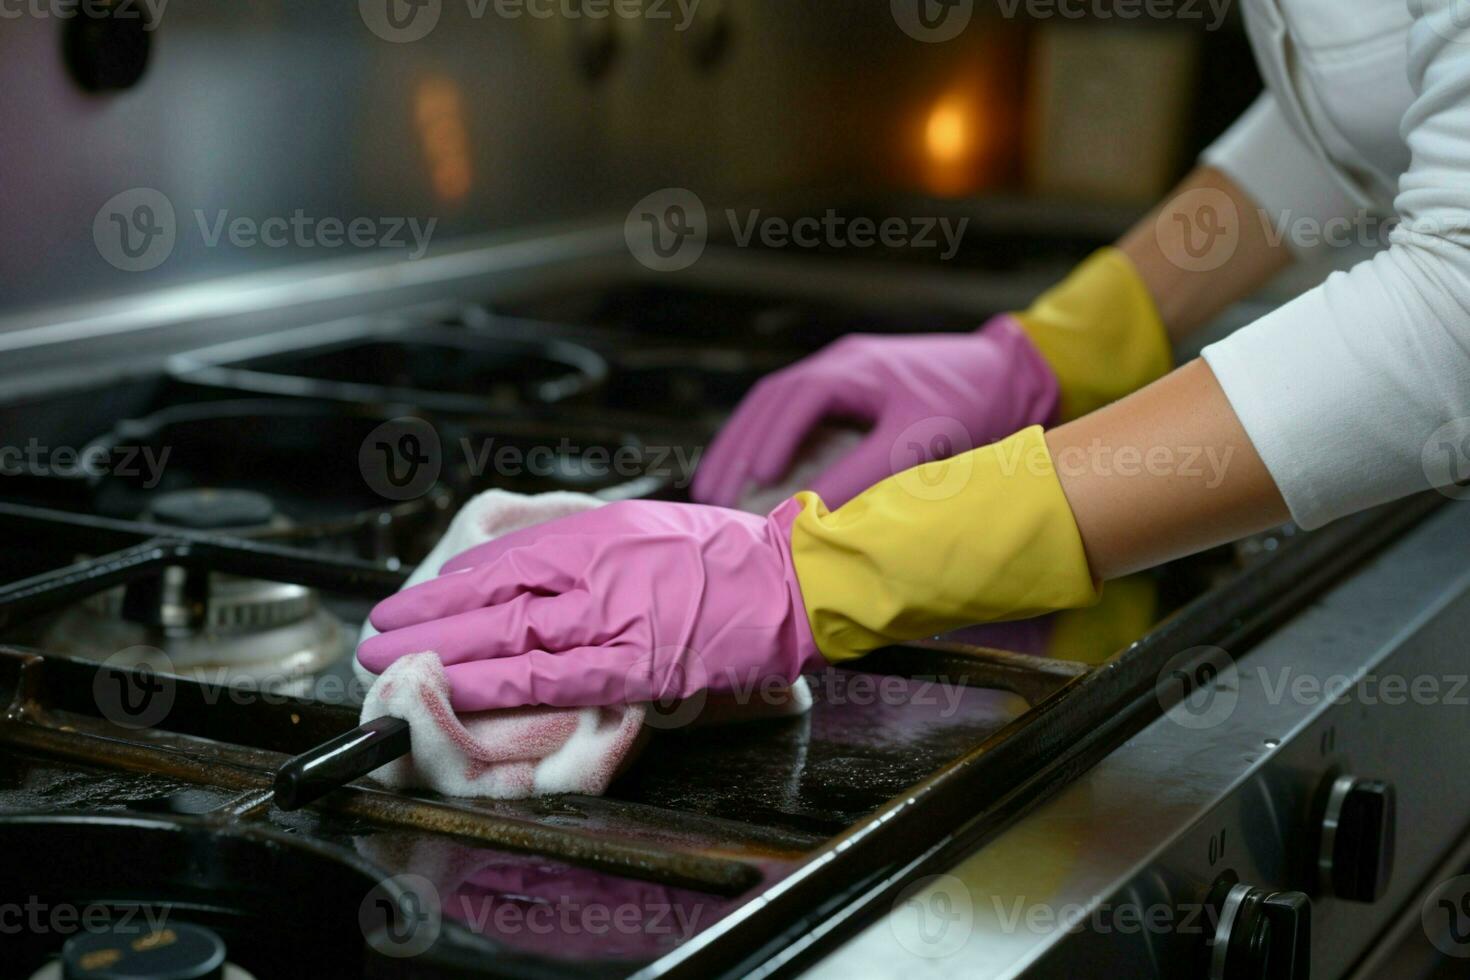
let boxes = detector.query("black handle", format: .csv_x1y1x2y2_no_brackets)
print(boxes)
1207,876,1312,980
1322,776,1396,902
63,0,154,93
1259,891,1311,980
273,716,411,811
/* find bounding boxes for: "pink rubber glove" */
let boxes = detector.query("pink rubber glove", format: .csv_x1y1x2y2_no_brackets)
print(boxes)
358,499,822,711
691,316,1060,508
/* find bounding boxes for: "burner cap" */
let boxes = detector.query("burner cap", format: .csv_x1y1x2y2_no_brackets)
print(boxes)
61,923,226,980
145,489,276,530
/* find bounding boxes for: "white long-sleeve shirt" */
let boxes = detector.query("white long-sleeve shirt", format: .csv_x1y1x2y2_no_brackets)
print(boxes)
1198,0,1470,529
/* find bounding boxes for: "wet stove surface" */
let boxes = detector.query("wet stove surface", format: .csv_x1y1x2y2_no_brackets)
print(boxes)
0,277,1213,977
612,676,1027,837
0,665,1026,966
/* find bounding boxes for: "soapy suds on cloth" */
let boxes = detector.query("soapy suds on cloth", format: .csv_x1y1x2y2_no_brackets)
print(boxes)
357,489,811,799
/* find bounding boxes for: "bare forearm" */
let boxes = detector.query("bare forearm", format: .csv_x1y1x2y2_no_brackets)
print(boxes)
1047,358,1289,580
1118,166,1294,342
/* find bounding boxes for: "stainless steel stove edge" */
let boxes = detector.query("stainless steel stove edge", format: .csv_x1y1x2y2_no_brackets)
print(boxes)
805,499,1470,979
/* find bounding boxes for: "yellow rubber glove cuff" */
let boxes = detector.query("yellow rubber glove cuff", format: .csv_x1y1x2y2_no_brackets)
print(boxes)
787,426,1101,664
1043,574,1158,666
1014,247,1172,422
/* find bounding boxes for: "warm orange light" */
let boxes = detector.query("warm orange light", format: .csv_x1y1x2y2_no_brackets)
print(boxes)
925,99,971,167
919,89,994,196
415,77,473,204
908,38,1025,197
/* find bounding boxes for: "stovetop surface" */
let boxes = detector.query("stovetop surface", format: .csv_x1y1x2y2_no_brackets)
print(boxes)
0,272,1331,978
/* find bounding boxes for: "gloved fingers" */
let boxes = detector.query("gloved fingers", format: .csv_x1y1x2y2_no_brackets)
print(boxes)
692,372,797,507
747,382,848,486
689,384,770,504
358,592,606,672
710,373,830,506
805,430,901,508
374,542,586,631
443,644,653,711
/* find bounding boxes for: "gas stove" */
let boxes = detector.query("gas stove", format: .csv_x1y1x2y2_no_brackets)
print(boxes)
0,239,1465,979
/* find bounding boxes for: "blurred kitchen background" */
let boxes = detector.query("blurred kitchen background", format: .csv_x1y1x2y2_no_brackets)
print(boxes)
0,0,1265,318
8,7,1470,979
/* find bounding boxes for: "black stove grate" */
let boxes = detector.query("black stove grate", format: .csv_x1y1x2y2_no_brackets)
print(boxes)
0,490,1442,977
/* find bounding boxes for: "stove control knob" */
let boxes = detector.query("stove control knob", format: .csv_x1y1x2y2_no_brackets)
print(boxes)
1319,775,1396,902
63,0,154,92
1208,878,1311,980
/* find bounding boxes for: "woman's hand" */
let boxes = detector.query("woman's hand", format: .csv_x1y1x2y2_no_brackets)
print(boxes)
691,317,1060,508
359,426,1105,711
357,499,823,711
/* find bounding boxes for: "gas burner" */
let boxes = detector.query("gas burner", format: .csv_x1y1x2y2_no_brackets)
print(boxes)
85,399,448,561
29,921,258,980
0,815,399,979
78,400,680,564
40,568,349,694
142,488,287,533
170,324,609,415
37,487,350,691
